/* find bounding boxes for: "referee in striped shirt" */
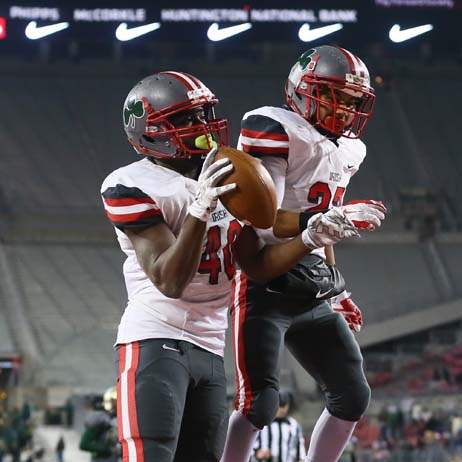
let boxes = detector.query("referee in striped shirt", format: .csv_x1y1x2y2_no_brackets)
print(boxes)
252,391,306,462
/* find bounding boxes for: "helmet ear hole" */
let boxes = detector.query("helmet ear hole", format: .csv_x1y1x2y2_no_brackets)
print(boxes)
142,133,171,147
142,134,155,143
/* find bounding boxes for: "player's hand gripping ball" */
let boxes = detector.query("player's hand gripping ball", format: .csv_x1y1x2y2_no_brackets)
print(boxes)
212,146,277,229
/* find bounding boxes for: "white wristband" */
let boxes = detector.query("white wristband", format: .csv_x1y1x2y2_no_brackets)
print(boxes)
301,228,317,249
187,201,210,222
337,290,350,301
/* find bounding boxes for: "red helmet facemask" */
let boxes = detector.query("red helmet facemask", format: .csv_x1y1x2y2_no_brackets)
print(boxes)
129,95,229,159
287,74,375,139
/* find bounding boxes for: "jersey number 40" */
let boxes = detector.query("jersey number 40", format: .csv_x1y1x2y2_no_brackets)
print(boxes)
199,220,242,285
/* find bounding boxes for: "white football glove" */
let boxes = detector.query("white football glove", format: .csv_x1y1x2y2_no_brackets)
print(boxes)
340,200,387,231
301,207,359,249
188,147,236,222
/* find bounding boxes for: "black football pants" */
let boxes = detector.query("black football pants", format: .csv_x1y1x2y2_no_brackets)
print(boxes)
116,339,229,462
230,272,370,429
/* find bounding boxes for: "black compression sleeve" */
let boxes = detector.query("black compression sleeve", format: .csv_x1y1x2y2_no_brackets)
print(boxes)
299,209,329,232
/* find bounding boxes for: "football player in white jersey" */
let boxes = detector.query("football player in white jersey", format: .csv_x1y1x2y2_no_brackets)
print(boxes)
101,71,361,462
221,46,387,462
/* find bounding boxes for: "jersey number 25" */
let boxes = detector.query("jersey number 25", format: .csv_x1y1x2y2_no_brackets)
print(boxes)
308,182,345,211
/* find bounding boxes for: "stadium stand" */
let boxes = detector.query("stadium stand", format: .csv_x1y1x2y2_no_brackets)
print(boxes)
3,243,125,392
363,321,462,395
438,242,462,297
0,61,459,222
336,242,441,323
0,309,15,355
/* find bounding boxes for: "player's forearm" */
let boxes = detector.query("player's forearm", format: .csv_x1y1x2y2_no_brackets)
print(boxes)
272,209,300,238
151,216,206,298
273,209,328,238
243,236,314,283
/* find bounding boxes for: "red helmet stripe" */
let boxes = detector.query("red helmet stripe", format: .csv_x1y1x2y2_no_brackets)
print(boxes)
183,72,204,89
175,71,201,90
337,46,357,75
162,71,197,90
349,52,363,77
340,47,366,78
355,56,367,79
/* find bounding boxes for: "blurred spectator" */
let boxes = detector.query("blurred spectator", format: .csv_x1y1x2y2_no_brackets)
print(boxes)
354,416,380,450
0,419,5,462
0,404,35,462
0,402,44,462
352,399,462,462
21,402,31,423
340,436,357,462
56,435,65,462
80,387,119,462
403,418,424,450
64,399,74,428
3,414,20,462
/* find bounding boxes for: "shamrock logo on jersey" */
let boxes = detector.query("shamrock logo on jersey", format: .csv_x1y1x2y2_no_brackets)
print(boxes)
124,97,145,129
298,49,316,71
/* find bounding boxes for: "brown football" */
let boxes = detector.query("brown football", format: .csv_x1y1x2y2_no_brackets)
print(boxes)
214,146,277,229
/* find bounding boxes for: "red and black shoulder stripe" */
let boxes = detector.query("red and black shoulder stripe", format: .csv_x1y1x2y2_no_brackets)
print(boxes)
101,184,164,231
240,114,289,158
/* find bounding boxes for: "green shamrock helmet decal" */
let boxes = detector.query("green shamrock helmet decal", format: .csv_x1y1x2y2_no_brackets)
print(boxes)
123,97,145,129
297,49,316,71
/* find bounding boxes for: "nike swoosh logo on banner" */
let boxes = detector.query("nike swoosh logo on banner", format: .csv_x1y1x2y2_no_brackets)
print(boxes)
298,23,343,42
389,24,433,43
207,22,252,41
25,21,69,40
115,22,161,41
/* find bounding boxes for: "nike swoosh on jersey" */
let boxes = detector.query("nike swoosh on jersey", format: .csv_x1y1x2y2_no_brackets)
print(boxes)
298,23,343,42
388,24,433,43
115,22,161,41
343,164,355,172
25,21,69,40
207,22,252,41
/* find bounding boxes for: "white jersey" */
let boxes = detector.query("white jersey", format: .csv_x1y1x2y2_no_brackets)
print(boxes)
238,106,366,251
101,158,241,356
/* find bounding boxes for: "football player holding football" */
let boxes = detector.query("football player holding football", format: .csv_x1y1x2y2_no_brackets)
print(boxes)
101,71,361,462
221,46,387,462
